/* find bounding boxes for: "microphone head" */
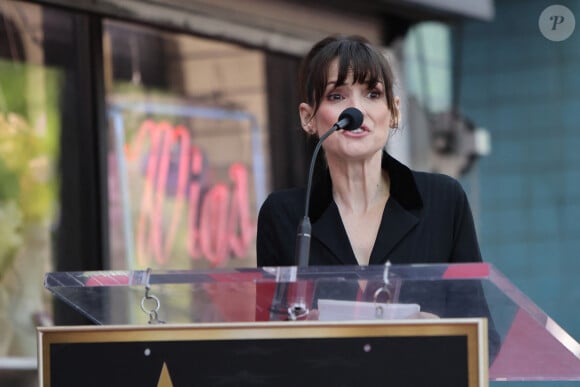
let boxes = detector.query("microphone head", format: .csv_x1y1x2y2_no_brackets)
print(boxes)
338,107,364,131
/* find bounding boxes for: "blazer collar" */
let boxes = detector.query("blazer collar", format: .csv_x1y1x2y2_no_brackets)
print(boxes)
308,151,424,265
308,151,423,222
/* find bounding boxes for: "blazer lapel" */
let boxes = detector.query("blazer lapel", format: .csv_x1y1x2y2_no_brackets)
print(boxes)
307,151,423,266
369,197,419,264
311,202,358,265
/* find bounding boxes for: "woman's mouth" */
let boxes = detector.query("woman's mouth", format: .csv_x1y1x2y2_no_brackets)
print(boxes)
343,125,368,135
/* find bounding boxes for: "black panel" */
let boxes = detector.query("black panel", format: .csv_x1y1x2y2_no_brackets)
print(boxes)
42,7,107,324
50,335,469,386
265,53,313,190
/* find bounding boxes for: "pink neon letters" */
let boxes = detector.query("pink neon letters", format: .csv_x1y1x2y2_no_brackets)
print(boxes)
128,119,255,267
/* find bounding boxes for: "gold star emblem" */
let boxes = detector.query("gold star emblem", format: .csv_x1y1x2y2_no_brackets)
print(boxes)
157,362,174,387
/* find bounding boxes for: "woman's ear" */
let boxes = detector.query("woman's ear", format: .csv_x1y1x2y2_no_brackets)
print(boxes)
392,96,401,129
299,102,315,134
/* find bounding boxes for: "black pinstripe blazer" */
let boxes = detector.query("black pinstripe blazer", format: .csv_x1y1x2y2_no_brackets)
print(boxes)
257,151,482,267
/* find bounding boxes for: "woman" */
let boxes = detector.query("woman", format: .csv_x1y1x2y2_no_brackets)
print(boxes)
257,34,482,267
256,36,501,361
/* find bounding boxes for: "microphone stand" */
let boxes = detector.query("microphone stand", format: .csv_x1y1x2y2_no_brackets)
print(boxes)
286,127,338,320
294,106,363,266
294,126,339,267
269,108,362,321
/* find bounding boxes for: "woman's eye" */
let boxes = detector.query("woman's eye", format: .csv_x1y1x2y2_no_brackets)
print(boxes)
368,90,382,99
327,93,344,101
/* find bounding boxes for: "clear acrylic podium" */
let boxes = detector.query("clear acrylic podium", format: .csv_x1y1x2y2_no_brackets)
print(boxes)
44,262,580,382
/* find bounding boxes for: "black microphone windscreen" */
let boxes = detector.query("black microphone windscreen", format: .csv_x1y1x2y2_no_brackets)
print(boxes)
338,107,364,131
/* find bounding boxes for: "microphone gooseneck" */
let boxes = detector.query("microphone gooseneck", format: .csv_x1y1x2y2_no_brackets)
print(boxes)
294,107,364,267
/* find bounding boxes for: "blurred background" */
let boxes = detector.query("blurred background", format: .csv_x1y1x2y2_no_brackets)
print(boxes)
0,0,578,385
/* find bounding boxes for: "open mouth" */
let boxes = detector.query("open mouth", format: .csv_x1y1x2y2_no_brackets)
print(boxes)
345,126,368,135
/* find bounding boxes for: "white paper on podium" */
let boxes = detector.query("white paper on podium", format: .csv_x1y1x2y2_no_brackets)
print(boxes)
317,299,420,321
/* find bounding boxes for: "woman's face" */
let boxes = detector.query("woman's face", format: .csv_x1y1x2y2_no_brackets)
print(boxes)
300,58,398,163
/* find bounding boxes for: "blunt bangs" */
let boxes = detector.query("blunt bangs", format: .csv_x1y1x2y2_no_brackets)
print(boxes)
300,35,396,117
336,41,384,90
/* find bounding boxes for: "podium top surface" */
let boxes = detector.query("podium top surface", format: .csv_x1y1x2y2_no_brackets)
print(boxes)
45,262,580,381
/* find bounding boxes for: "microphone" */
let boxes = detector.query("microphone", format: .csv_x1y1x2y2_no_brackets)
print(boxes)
295,107,364,266
334,107,365,132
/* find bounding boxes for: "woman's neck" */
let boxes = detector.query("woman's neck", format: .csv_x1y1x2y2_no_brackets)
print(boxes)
328,152,390,214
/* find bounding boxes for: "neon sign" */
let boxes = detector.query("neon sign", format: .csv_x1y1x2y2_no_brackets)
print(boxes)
126,119,255,267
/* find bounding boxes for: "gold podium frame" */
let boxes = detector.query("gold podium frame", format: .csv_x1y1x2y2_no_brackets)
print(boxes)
38,318,488,386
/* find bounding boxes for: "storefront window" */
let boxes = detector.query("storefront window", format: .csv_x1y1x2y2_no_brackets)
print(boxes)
0,0,61,360
104,20,268,272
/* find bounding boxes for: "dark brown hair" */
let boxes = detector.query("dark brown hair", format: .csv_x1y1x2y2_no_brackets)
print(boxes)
299,35,398,126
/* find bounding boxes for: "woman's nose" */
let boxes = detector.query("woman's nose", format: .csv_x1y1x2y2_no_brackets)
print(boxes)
353,91,370,111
